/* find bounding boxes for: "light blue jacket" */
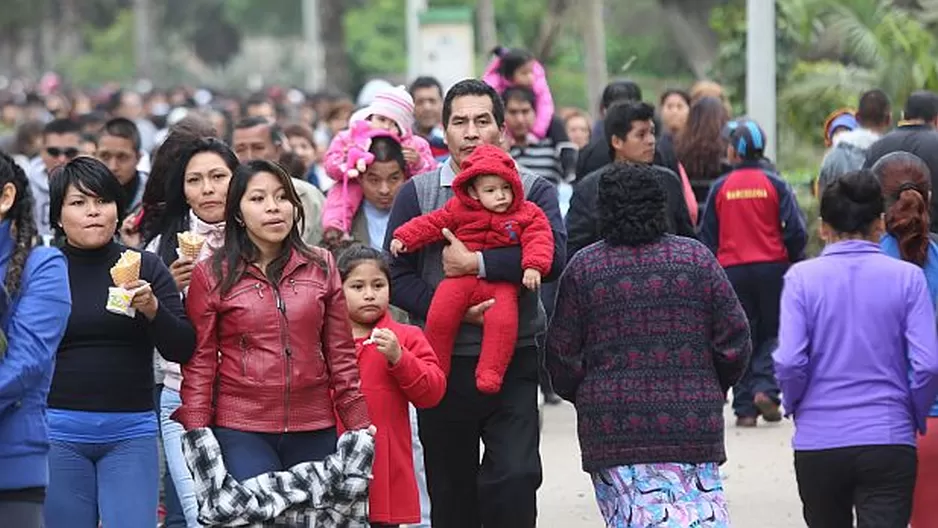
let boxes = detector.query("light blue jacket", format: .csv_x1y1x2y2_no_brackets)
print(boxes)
881,233,938,417
0,220,71,491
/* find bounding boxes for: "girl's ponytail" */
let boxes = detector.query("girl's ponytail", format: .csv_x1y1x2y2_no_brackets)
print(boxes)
887,184,929,266
872,152,933,267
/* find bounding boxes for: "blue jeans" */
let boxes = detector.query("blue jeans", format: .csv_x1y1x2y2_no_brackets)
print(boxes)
44,436,158,528
213,427,337,481
155,384,185,528
160,387,200,527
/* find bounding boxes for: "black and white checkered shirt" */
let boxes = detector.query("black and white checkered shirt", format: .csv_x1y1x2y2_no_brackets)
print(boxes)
181,428,375,527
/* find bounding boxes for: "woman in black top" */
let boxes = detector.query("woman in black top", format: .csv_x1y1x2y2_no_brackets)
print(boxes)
42,157,195,528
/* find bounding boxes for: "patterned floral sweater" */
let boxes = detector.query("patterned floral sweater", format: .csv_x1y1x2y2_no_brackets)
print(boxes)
545,235,751,472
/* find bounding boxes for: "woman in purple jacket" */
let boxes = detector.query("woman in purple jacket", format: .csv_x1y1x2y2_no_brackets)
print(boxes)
774,169,938,528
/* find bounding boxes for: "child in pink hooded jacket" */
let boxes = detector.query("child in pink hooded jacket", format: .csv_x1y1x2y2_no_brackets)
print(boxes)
323,86,437,236
483,47,556,140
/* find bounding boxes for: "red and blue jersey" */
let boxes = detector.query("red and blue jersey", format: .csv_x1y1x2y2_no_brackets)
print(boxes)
700,162,807,268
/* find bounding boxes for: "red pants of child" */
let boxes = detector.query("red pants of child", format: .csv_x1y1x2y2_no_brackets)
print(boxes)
912,416,938,527
424,275,519,394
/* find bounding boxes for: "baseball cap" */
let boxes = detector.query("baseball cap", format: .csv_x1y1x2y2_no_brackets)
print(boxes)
727,118,766,160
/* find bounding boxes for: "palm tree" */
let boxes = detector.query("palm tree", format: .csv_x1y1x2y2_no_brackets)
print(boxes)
778,0,938,142
782,0,938,111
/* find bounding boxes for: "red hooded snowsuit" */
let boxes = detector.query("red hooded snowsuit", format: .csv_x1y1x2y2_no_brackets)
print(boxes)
392,144,554,393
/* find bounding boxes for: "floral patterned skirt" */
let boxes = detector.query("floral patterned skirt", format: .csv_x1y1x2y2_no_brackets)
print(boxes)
591,462,730,528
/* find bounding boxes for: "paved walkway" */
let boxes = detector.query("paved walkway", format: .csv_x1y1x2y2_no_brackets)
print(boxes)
538,402,803,527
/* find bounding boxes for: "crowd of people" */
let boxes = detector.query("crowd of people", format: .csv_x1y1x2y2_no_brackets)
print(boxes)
3,44,938,528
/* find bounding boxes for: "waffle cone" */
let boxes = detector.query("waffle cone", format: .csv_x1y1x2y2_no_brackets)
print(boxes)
109,251,141,286
177,232,206,260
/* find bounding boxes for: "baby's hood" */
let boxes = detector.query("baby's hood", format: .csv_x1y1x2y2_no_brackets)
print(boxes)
451,144,524,213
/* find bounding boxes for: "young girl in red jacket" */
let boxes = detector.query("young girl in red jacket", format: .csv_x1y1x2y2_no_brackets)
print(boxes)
336,245,446,528
389,144,554,394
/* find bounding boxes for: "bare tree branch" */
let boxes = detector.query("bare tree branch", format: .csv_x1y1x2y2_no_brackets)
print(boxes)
534,0,572,61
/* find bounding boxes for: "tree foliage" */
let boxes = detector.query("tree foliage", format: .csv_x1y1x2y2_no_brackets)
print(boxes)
62,9,136,86
711,0,938,146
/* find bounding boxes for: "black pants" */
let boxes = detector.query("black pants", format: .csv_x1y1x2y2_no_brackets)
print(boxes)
795,445,917,528
0,501,42,528
725,262,787,416
418,347,542,528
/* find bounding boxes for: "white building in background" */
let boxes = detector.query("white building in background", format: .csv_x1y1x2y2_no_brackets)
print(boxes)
416,7,476,92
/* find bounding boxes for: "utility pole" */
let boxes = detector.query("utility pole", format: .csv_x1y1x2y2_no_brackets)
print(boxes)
746,0,777,161
584,0,607,115
406,0,428,81
133,0,153,80
303,0,325,91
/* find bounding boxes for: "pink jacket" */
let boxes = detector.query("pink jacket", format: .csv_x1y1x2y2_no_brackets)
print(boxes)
322,128,437,233
482,57,555,139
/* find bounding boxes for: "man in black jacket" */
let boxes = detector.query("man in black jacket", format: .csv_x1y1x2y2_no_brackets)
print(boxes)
575,80,680,180
863,90,938,232
566,101,696,260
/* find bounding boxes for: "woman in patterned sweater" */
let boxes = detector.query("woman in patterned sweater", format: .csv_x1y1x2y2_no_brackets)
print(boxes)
545,162,751,527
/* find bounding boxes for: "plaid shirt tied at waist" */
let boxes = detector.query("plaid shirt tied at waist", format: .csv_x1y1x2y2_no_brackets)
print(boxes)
181,428,375,527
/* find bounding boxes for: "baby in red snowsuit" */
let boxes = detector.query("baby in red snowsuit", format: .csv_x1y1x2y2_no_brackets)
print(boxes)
390,144,554,393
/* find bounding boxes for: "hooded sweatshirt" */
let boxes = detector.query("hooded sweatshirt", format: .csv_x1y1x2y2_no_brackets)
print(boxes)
817,128,882,194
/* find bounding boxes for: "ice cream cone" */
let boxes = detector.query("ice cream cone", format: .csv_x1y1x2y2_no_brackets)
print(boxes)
109,250,141,287
177,232,206,260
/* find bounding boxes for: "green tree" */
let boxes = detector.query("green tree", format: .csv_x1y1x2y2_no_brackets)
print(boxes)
343,0,407,90
62,9,136,86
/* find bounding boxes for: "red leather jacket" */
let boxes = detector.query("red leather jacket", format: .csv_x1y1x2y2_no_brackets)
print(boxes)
173,247,370,433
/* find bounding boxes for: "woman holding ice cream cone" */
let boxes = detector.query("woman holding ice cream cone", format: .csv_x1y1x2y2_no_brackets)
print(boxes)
173,159,371,482
142,138,237,528
43,156,196,528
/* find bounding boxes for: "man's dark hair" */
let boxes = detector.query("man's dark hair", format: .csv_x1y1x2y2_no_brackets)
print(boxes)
501,86,537,112
409,76,443,98
598,163,668,246
42,118,81,139
234,116,283,146
370,135,406,174
601,80,643,112
100,117,141,151
904,90,938,122
604,101,655,155
242,92,272,114
442,79,505,130
78,111,107,129
857,89,891,127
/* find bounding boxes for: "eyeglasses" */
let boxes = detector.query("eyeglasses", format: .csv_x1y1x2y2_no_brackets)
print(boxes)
46,147,79,159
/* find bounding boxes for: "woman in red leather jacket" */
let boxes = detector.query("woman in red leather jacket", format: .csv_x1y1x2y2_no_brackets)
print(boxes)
173,159,370,480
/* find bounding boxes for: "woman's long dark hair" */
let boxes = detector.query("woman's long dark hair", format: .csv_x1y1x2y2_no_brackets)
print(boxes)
213,160,323,294
151,138,238,266
139,115,217,244
0,153,39,297
872,152,932,265
675,96,730,180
